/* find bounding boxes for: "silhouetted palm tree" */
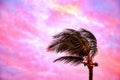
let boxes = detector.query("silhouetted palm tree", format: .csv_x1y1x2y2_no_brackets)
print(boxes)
47,28,98,80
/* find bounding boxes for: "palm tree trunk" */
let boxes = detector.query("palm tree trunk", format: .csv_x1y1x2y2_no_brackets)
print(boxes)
88,66,93,80
87,52,93,80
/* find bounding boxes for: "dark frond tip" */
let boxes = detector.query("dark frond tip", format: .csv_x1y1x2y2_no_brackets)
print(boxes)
46,47,50,52
47,39,60,52
53,56,84,65
53,32,70,39
53,29,74,39
80,28,97,41
47,45,55,52
65,28,76,33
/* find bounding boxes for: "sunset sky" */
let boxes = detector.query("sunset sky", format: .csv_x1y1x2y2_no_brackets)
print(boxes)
0,0,120,80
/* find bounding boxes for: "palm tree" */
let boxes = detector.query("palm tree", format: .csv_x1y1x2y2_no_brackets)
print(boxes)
47,28,98,80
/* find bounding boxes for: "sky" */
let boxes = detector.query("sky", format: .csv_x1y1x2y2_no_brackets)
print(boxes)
0,0,120,80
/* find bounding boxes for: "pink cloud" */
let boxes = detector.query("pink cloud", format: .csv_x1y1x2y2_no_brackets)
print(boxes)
0,0,120,80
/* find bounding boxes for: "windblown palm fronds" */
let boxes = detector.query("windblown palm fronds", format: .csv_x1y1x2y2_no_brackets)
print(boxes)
53,56,84,65
47,28,97,65
80,28,97,57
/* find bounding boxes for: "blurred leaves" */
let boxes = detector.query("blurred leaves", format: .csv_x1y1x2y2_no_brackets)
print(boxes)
47,28,97,65
54,56,84,65
80,28,97,57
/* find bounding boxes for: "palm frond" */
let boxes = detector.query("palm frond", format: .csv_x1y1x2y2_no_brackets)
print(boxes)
80,28,97,57
53,56,84,65
53,28,81,39
47,39,60,51
47,28,97,58
47,29,90,57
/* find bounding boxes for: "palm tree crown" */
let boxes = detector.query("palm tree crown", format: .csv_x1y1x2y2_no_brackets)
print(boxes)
47,28,97,65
